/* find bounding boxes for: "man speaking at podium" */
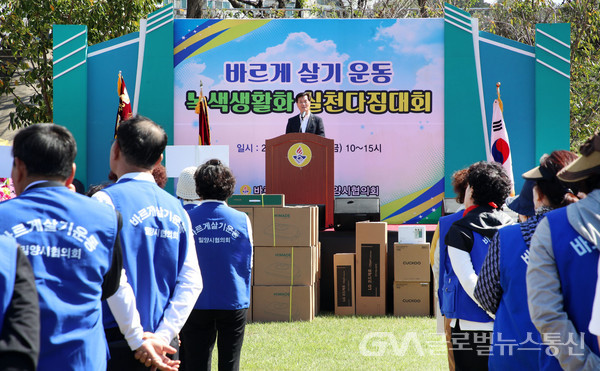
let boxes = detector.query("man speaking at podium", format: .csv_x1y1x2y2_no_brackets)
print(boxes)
285,92,325,137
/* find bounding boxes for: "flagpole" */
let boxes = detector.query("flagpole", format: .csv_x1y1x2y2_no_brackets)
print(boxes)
133,18,147,115
496,82,503,112
472,18,492,162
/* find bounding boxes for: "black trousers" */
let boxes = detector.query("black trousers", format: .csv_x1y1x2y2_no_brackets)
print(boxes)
105,327,179,371
450,323,491,371
180,308,247,371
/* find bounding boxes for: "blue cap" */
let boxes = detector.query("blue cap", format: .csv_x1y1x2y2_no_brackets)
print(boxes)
505,179,535,217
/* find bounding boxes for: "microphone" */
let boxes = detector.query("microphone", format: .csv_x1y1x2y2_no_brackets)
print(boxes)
301,112,305,120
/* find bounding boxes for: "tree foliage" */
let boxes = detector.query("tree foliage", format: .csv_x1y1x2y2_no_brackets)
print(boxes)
474,0,600,151
0,0,160,130
3,0,599,149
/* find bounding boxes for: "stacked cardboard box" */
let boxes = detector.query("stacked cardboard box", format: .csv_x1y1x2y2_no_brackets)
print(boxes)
239,202,319,322
393,242,430,316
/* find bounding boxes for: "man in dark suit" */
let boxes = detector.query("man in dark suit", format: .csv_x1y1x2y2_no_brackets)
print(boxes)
285,92,325,137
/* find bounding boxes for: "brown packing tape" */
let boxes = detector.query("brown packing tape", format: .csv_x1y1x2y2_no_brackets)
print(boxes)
289,285,293,322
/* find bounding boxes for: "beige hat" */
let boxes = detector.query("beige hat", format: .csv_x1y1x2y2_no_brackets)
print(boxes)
176,166,199,200
558,134,600,182
522,154,554,180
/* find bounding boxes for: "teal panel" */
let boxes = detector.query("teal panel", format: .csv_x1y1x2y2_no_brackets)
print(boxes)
444,7,486,198
138,6,174,144
86,34,139,188
535,23,570,159
53,25,88,187
479,33,536,192
138,5,175,194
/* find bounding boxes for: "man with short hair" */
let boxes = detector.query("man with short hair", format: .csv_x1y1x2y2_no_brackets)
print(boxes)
0,123,178,371
285,91,325,137
93,115,202,369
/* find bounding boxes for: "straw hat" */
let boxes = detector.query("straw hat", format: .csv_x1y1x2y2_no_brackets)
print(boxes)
558,133,600,182
176,166,199,200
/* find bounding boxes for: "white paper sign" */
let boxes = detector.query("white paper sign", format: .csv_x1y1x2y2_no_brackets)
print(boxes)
165,145,229,178
0,146,12,178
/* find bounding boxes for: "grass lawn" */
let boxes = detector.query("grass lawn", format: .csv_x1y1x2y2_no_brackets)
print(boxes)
236,313,449,370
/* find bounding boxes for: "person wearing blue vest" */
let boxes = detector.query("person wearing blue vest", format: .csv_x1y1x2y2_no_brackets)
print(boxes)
180,159,253,371
441,161,513,370
0,123,180,371
528,134,600,370
432,167,469,371
0,235,39,370
474,150,579,370
93,115,203,370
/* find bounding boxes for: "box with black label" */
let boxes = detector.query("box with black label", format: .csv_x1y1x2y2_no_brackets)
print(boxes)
334,253,355,316
393,281,430,316
393,243,430,282
355,221,387,315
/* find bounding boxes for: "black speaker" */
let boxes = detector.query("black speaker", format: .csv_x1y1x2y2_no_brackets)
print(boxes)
334,197,380,231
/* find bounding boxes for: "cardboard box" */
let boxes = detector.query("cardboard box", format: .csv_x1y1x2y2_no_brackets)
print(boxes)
252,285,314,322
234,207,254,229
316,242,321,280
334,253,356,316
253,246,317,286
227,194,285,207
393,243,430,282
397,225,426,244
315,280,320,316
355,221,387,315
393,281,430,316
247,289,253,323
253,206,317,247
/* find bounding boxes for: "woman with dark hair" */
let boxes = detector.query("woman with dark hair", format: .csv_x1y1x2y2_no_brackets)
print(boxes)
439,161,513,370
179,159,252,371
474,150,579,370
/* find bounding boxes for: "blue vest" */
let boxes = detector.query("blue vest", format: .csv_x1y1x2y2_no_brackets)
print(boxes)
188,201,252,310
102,178,191,332
490,224,542,370
183,203,197,213
0,235,17,336
0,184,118,371
437,212,463,313
440,219,493,322
538,208,600,370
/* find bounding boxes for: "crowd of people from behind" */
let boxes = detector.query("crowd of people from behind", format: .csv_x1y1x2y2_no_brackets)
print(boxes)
433,133,600,370
0,116,253,371
4,114,600,371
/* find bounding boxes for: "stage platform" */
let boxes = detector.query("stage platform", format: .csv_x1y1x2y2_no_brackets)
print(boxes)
318,224,436,314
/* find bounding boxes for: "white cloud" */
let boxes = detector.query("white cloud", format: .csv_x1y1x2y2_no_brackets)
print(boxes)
174,60,213,89
248,32,349,64
374,20,443,59
208,32,350,90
